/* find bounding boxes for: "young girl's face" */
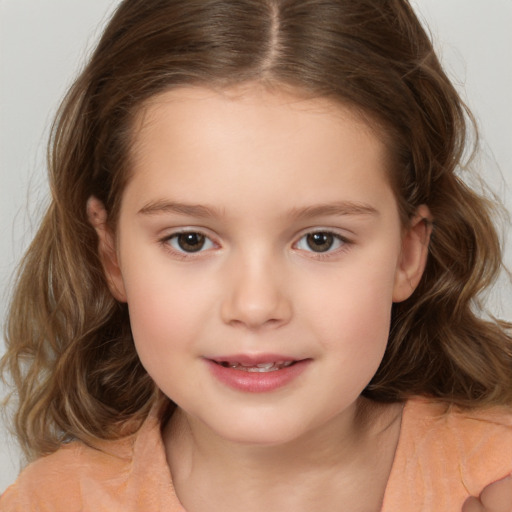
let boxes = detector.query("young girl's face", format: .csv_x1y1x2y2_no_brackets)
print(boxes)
93,85,429,446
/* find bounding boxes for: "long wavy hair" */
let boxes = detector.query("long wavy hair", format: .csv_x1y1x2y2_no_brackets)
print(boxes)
2,0,511,460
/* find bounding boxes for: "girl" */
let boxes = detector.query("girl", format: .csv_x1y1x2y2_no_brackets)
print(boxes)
1,0,511,510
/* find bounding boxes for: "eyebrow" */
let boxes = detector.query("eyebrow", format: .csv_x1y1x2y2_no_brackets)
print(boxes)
138,199,379,220
138,200,223,218
288,201,379,220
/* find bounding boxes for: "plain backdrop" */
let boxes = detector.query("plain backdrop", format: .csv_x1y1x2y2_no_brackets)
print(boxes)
1,0,511,493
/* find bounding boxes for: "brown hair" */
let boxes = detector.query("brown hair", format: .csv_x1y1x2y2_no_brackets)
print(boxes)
2,0,511,460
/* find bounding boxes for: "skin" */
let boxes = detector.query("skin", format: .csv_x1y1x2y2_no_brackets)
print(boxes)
463,476,512,512
88,84,433,511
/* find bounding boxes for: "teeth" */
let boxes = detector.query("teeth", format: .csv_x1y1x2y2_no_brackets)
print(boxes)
256,363,274,369
219,360,295,372
245,365,279,372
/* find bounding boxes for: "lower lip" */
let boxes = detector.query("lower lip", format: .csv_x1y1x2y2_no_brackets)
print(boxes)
205,359,311,393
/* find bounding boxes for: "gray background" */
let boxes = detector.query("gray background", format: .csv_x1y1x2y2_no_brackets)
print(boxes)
1,0,511,492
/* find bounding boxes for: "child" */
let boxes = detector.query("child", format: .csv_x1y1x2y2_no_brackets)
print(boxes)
1,0,512,510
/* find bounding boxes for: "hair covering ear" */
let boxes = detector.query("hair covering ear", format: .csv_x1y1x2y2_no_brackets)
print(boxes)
392,205,432,303
86,196,127,302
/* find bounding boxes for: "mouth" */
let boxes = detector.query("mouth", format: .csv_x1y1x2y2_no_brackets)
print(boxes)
206,355,311,393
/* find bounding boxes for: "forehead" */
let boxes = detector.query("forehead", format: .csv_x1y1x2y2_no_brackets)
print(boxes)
130,84,390,165
122,84,396,217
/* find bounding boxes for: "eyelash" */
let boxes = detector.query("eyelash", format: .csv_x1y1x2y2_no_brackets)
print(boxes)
293,231,351,258
159,230,217,259
159,229,352,260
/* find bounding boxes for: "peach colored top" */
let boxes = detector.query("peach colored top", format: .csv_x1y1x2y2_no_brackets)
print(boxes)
2,397,512,511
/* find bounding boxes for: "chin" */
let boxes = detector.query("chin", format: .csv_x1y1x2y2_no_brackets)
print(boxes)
204,411,319,448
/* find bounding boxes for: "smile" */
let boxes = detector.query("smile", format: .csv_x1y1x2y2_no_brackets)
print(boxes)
206,355,310,393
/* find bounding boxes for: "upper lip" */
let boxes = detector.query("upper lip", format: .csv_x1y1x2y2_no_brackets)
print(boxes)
207,353,301,365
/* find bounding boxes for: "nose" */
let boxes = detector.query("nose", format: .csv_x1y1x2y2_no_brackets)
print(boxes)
220,252,293,330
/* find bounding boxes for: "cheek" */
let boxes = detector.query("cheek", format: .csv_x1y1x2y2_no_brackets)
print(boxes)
300,251,398,367
119,257,210,375
307,257,397,327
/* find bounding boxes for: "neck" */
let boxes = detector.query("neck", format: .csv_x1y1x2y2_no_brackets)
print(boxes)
163,398,403,512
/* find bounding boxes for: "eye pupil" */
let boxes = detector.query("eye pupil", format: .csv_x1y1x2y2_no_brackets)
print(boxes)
177,233,205,252
307,232,334,252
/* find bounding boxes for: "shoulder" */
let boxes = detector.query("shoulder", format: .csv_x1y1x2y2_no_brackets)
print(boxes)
383,396,512,510
403,396,512,471
0,401,183,512
0,438,134,511
404,395,512,439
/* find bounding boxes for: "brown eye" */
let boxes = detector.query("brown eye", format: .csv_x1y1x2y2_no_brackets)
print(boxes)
306,232,335,252
295,231,346,255
172,232,207,252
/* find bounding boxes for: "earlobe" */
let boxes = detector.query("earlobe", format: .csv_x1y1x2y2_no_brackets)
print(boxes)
86,196,127,302
392,205,432,303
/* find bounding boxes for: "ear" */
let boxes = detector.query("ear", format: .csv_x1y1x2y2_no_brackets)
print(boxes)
392,205,432,303
86,196,127,302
